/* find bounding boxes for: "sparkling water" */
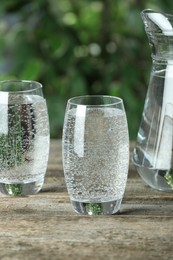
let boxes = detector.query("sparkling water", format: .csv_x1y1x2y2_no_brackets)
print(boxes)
0,94,49,196
133,72,173,191
63,107,129,214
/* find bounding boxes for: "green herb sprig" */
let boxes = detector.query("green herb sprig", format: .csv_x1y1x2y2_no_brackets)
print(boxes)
84,203,103,215
164,170,173,189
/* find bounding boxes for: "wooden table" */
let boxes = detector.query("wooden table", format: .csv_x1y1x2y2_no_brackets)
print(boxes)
0,140,173,260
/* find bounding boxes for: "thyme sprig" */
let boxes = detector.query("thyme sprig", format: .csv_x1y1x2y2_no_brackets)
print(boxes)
164,170,173,189
84,203,103,215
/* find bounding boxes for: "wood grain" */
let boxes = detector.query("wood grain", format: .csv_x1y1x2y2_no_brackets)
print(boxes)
0,140,172,260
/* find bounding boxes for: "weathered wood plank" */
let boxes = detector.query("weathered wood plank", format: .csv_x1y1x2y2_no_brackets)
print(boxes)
0,140,172,260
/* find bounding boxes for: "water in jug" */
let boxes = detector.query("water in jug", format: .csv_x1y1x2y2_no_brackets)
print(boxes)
133,9,173,192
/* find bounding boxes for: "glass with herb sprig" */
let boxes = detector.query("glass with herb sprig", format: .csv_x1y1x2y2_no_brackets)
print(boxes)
62,95,129,215
0,80,50,196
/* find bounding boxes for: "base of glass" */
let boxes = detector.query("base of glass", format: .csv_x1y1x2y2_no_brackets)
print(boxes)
71,198,122,215
0,179,44,196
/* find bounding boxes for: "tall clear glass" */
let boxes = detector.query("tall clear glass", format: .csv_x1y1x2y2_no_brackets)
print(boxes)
62,95,129,215
0,80,50,196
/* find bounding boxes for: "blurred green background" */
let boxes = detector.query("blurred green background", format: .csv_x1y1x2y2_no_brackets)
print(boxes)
0,0,172,139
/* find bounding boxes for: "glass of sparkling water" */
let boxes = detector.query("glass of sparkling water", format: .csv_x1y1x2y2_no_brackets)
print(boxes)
0,80,50,196
62,95,129,215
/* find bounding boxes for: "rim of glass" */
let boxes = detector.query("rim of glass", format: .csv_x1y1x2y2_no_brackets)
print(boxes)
0,80,42,93
68,95,123,107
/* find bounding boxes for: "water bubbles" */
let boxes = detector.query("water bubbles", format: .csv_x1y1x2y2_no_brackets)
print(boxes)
0,95,49,184
63,107,129,202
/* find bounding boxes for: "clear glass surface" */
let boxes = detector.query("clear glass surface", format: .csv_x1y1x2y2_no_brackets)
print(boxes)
0,80,50,196
133,10,173,192
62,95,129,215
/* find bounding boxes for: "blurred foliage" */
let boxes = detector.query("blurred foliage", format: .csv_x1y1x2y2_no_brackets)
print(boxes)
0,0,172,139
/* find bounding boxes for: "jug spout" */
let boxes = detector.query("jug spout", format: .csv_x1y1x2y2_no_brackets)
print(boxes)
141,9,173,58
141,9,173,36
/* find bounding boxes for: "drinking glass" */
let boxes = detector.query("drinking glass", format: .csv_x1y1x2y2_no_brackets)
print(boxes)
0,80,50,196
62,95,129,215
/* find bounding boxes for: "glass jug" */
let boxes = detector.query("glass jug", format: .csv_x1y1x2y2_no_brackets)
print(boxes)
133,9,173,192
